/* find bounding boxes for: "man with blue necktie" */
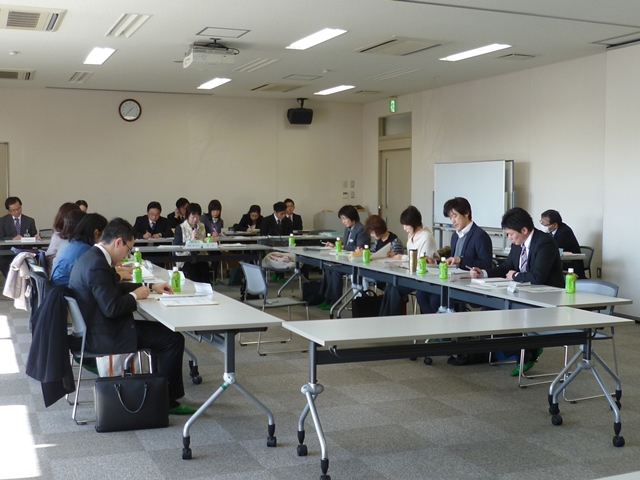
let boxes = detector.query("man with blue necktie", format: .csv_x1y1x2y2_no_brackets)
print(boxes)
0,196,39,278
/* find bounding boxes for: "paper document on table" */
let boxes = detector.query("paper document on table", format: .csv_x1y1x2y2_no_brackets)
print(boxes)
141,265,154,279
193,282,214,294
159,294,217,307
471,278,512,284
370,243,390,260
20,237,37,243
518,285,563,293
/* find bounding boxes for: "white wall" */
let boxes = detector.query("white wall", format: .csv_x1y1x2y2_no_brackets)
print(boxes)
0,89,362,230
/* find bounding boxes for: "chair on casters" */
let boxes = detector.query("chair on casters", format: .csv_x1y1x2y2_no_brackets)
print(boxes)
237,261,309,355
580,246,594,278
65,296,150,424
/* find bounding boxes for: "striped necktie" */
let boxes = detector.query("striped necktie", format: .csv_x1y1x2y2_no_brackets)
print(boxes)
519,244,528,273
14,217,20,235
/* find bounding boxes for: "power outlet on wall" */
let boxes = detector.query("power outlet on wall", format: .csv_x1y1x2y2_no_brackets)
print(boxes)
342,191,348,199
597,267,602,278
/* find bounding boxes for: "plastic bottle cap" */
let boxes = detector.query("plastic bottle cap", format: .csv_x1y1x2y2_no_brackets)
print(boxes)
568,268,574,273
336,237,340,241
365,245,369,248
134,247,139,252
173,267,178,271
134,262,140,266
441,257,446,261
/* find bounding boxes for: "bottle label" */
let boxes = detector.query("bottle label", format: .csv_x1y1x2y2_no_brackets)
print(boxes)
133,251,142,263
565,273,576,293
335,240,342,253
171,272,181,293
363,249,370,264
133,268,142,284
439,261,448,280
289,236,295,247
417,257,427,274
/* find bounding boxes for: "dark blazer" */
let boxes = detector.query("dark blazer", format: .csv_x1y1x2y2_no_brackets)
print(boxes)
287,213,303,231
166,212,185,230
487,229,564,287
68,247,141,354
260,214,293,236
202,214,224,235
0,213,38,239
343,221,369,251
450,223,493,270
132,215,173,239
232,213,263,232
551,222,585,278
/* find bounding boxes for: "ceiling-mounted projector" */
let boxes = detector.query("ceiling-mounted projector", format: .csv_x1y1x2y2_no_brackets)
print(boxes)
183,40,239,69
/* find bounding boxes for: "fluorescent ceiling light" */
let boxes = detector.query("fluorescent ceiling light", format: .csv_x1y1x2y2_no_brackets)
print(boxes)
287,28,347,50
314,85,355,96
439,43,511,62
83,47,116,65
197,77,231,90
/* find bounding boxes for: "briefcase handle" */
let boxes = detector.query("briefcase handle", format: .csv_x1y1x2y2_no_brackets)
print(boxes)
114,382,149,414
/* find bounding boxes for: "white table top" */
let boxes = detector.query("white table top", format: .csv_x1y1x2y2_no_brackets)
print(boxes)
283,307,632,347
493,247,586,261
134,243,272,253
276,246,631,310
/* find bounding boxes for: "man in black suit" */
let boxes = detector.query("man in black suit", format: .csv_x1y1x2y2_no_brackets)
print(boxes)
284,198,303,231
470,207,564,376
166,197,189,230
260,201,293,236
133,201,173,239
68,218,195,415
0,196,40,278
540,209,585,278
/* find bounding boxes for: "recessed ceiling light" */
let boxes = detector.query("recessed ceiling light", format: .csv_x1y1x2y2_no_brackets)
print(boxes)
198,77,231,90
287,28,347,50
314,85,355,96
439,43,511,62
84,47,116,65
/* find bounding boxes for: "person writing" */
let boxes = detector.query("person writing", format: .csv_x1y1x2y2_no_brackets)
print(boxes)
540,209,585,278
173,203,210,282
167,197,189,230
232,205,263,232
133,201,173,239
470,207,563,375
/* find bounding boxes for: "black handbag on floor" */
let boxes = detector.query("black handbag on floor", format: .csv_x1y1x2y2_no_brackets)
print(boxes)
94,373,169,432
352,290,383,317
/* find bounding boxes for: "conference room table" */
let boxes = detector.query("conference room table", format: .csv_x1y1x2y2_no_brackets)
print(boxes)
136,270,282,460
134,243,272,266
493,247,586,263
284,307,633,479
275,247,631,316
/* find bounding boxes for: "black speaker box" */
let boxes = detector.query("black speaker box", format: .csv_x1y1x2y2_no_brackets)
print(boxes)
287,108,313,125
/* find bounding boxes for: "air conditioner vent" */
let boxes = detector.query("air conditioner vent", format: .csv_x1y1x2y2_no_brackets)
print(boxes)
0,69,35,80
355,36,441,56
69,71,94,83
0,5,66,31
354,90,382,95
497,53,536,60
251,83,303,93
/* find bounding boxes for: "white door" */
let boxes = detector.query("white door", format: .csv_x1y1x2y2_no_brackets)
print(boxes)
379,148,411,238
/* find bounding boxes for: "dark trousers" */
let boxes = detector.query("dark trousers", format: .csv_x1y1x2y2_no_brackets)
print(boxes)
379,285,412,316
182,262,210,283
135,321,185,402
416,291,441,314
319,269,343,305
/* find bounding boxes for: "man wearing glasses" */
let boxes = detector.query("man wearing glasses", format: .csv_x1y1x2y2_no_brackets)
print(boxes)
0,196,39,240
69,218,196,415
540,209,585,278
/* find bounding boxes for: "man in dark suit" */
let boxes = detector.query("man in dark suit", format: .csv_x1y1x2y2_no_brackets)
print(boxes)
133,201,173,239
471,207,564,376
260,201,293,236
284,198,303,231
166,197,189,230
0,196,40,278
68,218,195,415
540,209,585,278
420,197,493,315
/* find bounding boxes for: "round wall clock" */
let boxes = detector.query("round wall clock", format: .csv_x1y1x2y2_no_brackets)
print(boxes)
119,99,141,122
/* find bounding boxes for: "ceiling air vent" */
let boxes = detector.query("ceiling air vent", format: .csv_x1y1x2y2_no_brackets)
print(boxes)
354,90,382,95
355,36,441,56
0,5,66,31
251,83,303,93
497,54,536,60
69,71,94,84
0,69,34,80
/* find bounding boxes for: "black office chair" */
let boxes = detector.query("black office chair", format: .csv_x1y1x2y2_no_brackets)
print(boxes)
580,246,594,278
26,257,51,332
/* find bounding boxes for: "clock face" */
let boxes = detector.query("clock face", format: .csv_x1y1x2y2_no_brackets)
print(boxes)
119,99,141,122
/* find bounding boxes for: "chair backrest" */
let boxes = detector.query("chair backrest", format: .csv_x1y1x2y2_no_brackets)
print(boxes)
240,262,268,297
64,296,87,338
575,279,618,315
579,246,594,270
27,258,50,311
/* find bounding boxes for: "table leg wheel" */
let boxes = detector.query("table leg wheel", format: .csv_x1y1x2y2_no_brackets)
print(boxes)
613,436,625,447
191,375,202,384
320,475,331,480
297,444,308,456
424,357,433,365
182,448,192,460
267,436,277,447
551,414,563,426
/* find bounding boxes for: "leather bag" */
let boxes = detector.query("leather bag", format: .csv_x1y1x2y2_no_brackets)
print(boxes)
352,290,383,318
94,373,169,432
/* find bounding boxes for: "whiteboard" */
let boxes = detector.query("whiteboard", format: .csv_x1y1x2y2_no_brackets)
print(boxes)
433,160,513,230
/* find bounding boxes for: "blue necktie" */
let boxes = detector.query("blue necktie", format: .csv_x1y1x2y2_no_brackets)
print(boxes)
14,217,20,235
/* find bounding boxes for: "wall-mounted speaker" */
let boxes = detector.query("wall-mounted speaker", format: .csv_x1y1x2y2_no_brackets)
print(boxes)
287,108,313,125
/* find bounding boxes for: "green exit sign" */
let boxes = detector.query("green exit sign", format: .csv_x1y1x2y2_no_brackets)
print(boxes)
389,98,396,113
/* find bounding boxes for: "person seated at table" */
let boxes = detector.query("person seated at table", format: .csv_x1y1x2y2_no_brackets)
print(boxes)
202,199,224,237
364,214,404,257
261,201,293,237
75,200,88,212
45,202,82,266
133,201,173,239
232,205,263,232
379,206,438,316
421,197,493,315
51,213,109,286
173,202,210,283
69,218,195,415
470,207,564,376
316,205,370,311
0,196,41,278
284,198,303,231
167,197,189,230
540,209,585,278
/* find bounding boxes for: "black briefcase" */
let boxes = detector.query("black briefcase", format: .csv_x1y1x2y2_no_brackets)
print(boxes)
94,373,169,432
352,291,383,317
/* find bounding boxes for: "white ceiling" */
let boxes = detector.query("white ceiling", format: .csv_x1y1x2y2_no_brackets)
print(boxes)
2,0,640,104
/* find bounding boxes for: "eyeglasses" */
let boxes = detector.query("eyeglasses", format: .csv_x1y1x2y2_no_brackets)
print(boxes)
123,240,134,254
539,220,552,227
